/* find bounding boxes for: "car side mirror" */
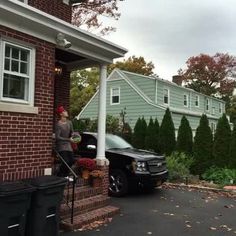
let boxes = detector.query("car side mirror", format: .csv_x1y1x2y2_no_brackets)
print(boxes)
87,144,96,150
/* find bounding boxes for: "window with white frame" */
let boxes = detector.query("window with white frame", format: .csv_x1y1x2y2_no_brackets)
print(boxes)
0,40,35,105
110,87,120,105
219,103,222,114
206,98,210,111
212,106,215,115
195,95,199,107
183,94,189,107
163,88,169,105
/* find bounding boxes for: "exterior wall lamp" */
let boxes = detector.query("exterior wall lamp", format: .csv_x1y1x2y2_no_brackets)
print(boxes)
56,33,72,49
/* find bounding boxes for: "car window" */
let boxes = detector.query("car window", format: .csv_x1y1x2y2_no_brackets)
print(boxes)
105,134,132,149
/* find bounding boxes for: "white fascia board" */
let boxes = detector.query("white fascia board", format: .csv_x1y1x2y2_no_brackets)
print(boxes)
0,0,127,63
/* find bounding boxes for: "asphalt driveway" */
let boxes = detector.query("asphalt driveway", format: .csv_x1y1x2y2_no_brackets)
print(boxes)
62,186,236,236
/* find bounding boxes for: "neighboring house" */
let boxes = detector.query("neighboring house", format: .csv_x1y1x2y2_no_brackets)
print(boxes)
0,1,126,181
78,69,226,136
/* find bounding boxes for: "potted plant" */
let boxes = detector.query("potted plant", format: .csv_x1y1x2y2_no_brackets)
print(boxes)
76,158,96,179
89,170,105,187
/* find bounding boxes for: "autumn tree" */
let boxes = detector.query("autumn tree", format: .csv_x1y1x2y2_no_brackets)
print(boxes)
179,53,236,102
72,0,123,35
159,109,176,156
70,68,99,118
108,56,155,76
176,116,193,155
213,114,231,168
192,114,213,175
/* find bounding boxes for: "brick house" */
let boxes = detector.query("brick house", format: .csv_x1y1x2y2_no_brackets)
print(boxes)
0,0,127,182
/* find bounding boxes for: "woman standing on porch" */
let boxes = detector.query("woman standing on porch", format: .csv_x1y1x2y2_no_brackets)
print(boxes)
55,106,75,177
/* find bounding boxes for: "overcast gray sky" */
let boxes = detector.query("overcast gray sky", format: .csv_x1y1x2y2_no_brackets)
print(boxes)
103,0,236,80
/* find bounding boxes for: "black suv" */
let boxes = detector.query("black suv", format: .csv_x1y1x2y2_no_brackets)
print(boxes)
76,132,168,197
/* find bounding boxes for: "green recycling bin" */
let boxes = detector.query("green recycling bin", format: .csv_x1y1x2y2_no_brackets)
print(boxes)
25,176,67,236
0,181,34,236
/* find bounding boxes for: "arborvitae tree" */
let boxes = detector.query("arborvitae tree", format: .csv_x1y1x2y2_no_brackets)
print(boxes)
132,118,143,149
121,122,133,144
192,114,213,175
213,114,231,167
176,116,193,155
145,117,156,151
153,118,160,153
159,108,176,155
229,123,236,168
140,117,147,149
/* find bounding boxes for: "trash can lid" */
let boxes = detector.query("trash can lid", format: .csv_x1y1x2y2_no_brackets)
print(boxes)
0,181,35,196
29,176,67,189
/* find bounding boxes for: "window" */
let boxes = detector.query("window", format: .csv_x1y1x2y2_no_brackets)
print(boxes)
17,0,28,3
163,88,169,105
206,98,210,111
219,103,223,114
195,95,199,107
0,41,35,105
212,107,215,115
211,123,216,135
184,94,189,107
110,87,120,105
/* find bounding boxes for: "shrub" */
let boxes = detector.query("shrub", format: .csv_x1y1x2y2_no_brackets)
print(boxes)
176,116,193,155
192,114,213,175
229,123,236,168
120,122,133,144
145,117,156,151
153,118,160,153
132,117,146,149
77,158,96,171
202,167,236,186
159,108,176,155
213,114,231,168
166,152,193,182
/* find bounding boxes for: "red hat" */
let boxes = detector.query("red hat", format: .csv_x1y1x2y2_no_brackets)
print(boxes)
56,106,65,114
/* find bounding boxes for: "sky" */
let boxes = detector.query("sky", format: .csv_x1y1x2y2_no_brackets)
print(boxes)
103,0,236,81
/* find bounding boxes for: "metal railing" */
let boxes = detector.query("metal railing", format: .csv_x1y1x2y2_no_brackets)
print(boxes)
54,149,78,225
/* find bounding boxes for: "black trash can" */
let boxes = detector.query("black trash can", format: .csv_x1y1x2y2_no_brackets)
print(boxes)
25,176,67,236
0,181,34,236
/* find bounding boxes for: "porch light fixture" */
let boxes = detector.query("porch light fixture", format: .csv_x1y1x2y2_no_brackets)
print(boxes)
55,66,62,75
56,33,72,49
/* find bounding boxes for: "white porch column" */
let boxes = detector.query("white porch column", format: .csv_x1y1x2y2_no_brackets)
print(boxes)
96,64,108,165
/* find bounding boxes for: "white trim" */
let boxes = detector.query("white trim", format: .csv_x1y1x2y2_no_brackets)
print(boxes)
110,87,120,105
0,102,38,114
0,38,35,106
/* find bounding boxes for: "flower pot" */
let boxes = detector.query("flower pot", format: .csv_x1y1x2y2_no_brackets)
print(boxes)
92,178,102,188
82,169,90,180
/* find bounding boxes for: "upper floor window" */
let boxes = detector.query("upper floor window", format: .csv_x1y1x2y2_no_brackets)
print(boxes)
206,98,210,111
212,106,215,115
219,103,223,114
195,95,199,107
0,40,35,105
163,88,169,105
183,94,189,107
17,0,28,3
110,87,120,105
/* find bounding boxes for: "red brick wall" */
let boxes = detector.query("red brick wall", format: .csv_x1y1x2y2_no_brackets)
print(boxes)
28,0,72,23
0,25,56,181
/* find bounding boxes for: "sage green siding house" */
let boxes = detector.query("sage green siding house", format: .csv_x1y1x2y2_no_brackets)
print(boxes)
78,69,225,135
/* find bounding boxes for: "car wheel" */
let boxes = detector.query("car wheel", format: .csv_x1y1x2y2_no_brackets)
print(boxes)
109,169,128,197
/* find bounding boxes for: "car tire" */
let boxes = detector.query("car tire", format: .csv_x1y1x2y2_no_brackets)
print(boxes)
109,169,128,197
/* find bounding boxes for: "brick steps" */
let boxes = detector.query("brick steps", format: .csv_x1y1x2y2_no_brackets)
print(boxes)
60,194,110,219
64,186,103,201
60,205,120,231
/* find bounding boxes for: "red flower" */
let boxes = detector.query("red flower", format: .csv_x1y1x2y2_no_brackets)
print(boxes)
77,158,96,171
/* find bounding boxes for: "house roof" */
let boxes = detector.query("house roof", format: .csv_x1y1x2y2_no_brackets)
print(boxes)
0,0,127,66
78,69,223,120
